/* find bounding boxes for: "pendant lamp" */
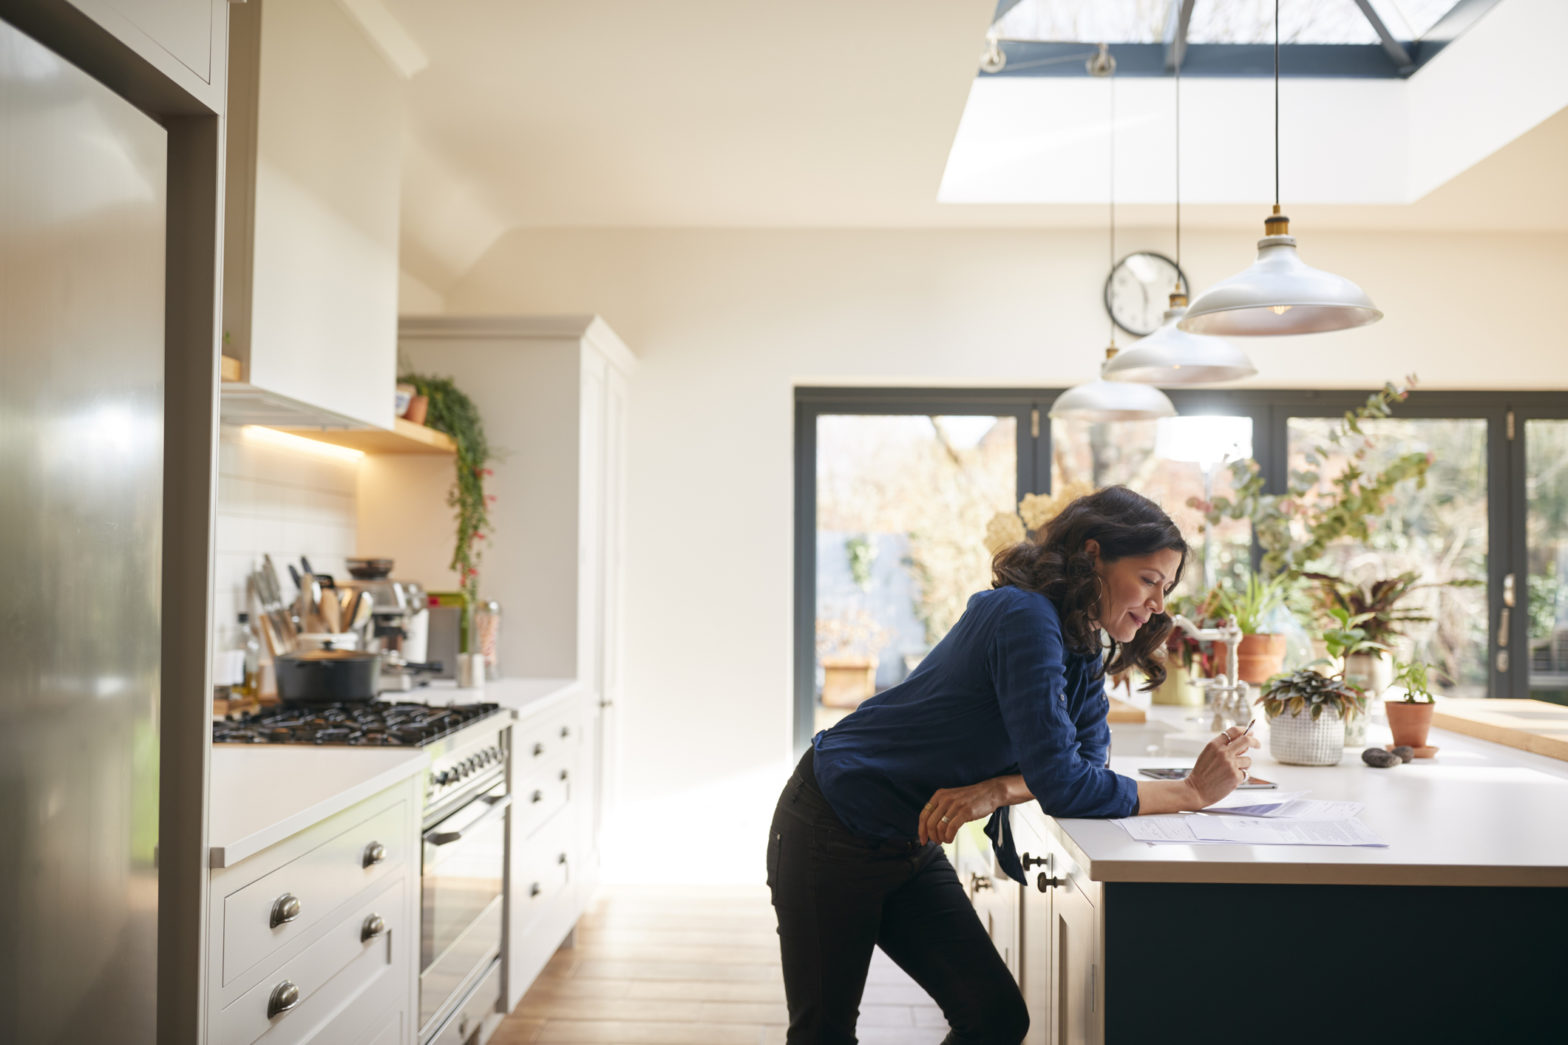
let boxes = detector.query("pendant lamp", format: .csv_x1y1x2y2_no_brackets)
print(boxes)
1178,0,1382,337
1051,47,1178,423
1052,347,1177,422
1104,51,1256,385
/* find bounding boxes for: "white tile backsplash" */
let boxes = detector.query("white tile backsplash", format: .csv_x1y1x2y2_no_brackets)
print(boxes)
211,426,361,658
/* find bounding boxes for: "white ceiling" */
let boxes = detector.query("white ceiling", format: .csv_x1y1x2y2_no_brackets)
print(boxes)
370,0,1568,293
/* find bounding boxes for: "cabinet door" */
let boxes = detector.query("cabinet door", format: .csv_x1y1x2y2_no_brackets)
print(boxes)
1052,877,1100,1045
1017,858,1052,1045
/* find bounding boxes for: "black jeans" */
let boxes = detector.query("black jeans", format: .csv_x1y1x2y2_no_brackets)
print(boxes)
766,748,1029,1045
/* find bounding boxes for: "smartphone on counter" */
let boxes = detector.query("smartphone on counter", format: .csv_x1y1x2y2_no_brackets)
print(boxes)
1137,766,1277,789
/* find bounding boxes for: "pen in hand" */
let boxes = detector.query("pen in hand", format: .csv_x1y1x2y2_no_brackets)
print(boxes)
1227,719,1256,779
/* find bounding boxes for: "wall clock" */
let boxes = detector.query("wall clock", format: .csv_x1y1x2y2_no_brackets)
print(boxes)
1105,251,1188,337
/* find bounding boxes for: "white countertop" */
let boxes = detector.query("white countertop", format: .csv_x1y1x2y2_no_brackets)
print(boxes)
1022,706,1568,887
209,746,427,869
208,676,583,869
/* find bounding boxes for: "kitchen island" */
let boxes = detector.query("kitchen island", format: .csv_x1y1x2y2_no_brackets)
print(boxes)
1006,709,1568,1043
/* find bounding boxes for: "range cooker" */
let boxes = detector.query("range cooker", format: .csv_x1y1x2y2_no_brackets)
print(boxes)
214,701,512,1045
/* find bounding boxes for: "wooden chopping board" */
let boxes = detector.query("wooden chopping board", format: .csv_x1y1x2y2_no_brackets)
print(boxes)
1107,695,1146,724
1431,698,1568,762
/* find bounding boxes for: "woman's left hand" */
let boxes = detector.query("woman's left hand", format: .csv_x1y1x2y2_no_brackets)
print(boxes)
918,780,1009,845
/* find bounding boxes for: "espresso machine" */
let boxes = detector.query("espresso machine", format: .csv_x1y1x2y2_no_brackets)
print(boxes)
341,559,438,691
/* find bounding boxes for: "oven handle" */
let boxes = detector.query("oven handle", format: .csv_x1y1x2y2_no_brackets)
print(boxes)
423,794,511,847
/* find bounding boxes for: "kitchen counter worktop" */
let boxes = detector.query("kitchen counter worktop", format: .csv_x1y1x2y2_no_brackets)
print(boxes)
1021,705,1568,887
209,746,427,868
208,677,582,869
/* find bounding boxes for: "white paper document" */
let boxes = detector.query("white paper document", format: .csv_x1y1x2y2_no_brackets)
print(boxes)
1186,816,1388,847
1204,797,1363,821
1113,813,1387,847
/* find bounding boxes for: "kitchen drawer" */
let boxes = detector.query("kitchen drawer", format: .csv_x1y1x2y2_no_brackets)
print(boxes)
222,800,408,986
513,805,574,932
513,705,580,774
512,748,574,841
358,1013,403,1045
213,873,407,1045
428,961,501,1045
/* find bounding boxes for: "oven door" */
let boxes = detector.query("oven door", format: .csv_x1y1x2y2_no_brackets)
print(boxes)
420,779,510,1039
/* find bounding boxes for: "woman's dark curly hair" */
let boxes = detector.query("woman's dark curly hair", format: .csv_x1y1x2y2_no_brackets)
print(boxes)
991,485,1187,689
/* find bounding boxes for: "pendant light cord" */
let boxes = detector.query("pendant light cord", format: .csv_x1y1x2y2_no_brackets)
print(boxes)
1274,0,1281,211
1109,61,1116,347
1174,43,1181,288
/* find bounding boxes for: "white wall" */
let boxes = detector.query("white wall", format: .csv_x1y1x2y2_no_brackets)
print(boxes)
211,427,362,668
440,225,1568,882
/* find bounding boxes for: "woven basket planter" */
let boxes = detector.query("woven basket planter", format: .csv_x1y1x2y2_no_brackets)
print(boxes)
1268,706,1346,766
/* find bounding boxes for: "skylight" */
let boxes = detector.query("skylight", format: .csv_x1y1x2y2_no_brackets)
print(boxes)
994,0,1466,46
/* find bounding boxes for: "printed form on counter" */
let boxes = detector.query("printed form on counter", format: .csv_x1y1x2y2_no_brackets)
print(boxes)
1115,814,1388,848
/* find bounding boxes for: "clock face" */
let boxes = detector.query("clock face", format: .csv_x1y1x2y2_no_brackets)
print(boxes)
1105,252,1188,337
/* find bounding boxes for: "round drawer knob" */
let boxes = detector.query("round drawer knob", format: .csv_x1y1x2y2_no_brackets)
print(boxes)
533,742,544,757
269,893,301,929
362,841,386,868
531,789,543,804
529,882,541,898
1035,873,1064,893
267,979,300,1019
361,913,387,942
559,769,569,782
558,852,567,865
560,725,570,738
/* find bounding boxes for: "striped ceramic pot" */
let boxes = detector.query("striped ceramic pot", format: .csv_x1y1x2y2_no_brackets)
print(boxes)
1268,706,1346,766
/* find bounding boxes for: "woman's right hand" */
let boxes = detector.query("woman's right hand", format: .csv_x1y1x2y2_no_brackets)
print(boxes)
1183,725,1259,807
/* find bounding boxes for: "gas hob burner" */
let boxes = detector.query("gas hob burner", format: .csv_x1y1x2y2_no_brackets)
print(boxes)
213,701,501,747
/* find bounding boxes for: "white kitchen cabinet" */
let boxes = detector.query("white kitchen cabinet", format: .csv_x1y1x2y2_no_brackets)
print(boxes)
952,825,1020,979
503,689,590,1012
1012,809,1102,1045
221,0,402,430
206,776,421,1045
62,0,229,110
378,315,637,891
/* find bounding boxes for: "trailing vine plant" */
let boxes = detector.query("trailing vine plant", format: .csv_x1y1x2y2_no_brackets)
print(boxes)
400,372,492,611
1190,376,1432,580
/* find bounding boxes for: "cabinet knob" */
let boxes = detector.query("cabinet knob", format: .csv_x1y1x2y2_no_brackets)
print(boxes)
362,841,386,868
269,893,301,928
533,742,544,757
969,872,992,893
267,980,300,1019
560,725,571,738
558,852,568,865
559,768,569,781
531,789,544,804
1021,852,1050,871
530,882,542,898
361,913,387,942
1036,873,1064,893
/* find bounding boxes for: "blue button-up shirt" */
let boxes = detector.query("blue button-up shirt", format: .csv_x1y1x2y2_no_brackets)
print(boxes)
812,586,1140,879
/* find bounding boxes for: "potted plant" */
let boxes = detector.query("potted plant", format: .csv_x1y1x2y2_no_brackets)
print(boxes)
1385,658,1438,750
1257,668,1366,766
1214,573,1295,684
815,610,892,709
1318,605,1389,746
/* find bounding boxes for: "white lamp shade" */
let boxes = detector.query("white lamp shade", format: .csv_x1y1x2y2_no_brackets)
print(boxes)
1103,303,1257,385
1180,232,1382,337
1049,371,1177,422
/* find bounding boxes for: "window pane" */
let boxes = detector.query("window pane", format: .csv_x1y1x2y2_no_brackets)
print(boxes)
815,415,1017,729
1526,420,1568,705
1051,414,1255,598
1287,417,1489,697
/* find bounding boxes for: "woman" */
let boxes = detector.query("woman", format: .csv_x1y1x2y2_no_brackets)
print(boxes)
766,486,1258,1045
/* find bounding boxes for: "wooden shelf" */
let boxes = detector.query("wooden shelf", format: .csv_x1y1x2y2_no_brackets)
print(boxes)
278,418,457,455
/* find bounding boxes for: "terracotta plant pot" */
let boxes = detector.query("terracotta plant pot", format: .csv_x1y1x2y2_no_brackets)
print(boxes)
404,393,429,424
821,655,878,709
1385,700,1435,748
1236,633,1288,685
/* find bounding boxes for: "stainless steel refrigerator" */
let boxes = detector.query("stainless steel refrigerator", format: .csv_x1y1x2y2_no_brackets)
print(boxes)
1,17,166,1044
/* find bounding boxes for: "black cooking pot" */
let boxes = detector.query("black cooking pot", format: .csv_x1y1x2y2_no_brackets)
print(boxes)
275,648,382,703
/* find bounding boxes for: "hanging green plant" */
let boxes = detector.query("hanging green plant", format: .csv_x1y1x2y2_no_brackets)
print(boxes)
399,372,491,609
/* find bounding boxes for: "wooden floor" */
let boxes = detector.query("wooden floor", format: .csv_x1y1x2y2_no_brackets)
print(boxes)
490,885,951,1044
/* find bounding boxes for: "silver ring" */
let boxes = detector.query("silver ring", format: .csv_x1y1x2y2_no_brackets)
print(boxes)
939,815,950,823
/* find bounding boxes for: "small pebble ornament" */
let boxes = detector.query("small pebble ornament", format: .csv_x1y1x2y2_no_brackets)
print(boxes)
1391,745,1415,763
1361,747,1401,768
